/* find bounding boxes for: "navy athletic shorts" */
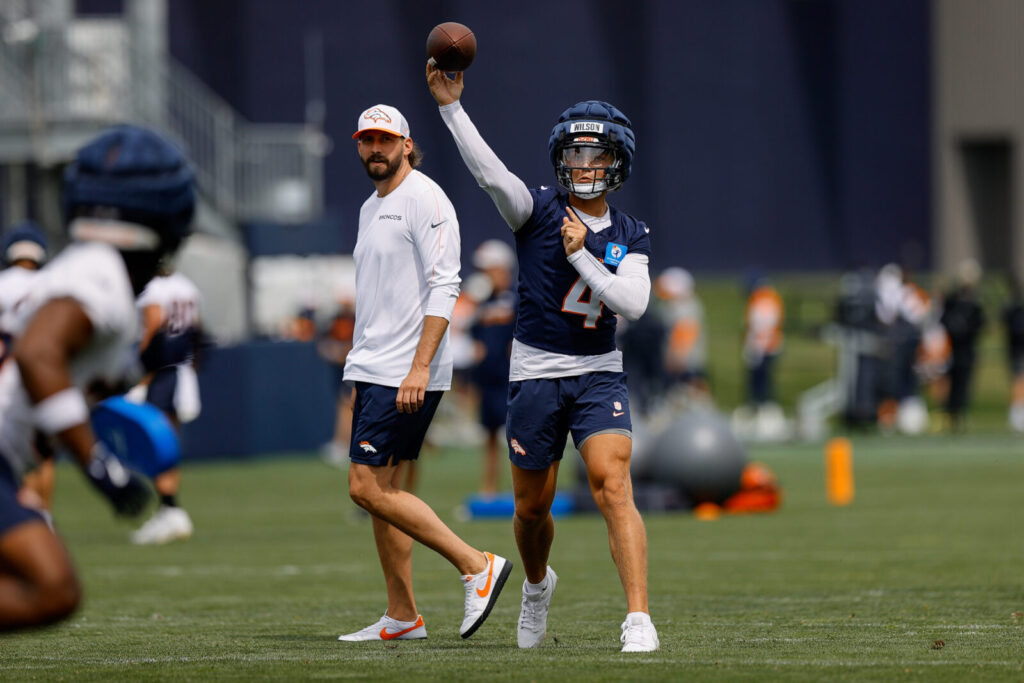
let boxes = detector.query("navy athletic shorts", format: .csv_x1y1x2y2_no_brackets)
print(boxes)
0,455,44,535
478,382,509,430
505,372,632,471
349,382,443,466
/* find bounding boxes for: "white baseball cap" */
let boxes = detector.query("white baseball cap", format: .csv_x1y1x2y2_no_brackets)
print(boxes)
352,104,410,140
473,239,516,270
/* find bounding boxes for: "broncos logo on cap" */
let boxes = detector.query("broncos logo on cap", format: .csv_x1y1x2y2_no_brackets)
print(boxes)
363,108,392,124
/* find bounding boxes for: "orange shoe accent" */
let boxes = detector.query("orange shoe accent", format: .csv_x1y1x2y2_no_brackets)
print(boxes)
379,615,424,640
476,552,495,598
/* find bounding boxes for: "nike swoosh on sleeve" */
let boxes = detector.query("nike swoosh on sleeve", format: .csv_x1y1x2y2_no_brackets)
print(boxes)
430,219,448,228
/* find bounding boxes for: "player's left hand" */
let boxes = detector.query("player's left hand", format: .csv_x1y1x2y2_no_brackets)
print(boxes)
561,206,587,255
397,365,430,413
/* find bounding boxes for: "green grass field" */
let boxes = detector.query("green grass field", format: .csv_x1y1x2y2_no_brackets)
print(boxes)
1,435,1021,681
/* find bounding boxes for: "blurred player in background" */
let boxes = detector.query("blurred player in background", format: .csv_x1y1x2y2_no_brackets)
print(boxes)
317,290,356,467
428,66,659,652
656,267,709,403
0,222,57,513
468,239,516,495
338,105,511,643
125,268,203,544
939,259,986,432
0,124,195,630
738,273,786,439
1003,276,1024,432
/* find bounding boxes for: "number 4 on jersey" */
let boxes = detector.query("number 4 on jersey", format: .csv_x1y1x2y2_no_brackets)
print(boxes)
562,277,603,328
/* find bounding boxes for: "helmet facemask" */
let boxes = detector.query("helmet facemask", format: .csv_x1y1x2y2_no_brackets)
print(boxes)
555,136,625,199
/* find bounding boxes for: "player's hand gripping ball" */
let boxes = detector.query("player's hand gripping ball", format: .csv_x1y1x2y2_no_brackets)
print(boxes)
426,22,476,71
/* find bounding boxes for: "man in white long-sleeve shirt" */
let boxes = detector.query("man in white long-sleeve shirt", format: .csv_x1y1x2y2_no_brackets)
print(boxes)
338,104,511,643
427,65,659,652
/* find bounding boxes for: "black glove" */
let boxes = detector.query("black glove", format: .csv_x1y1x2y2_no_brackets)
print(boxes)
84,443,152,517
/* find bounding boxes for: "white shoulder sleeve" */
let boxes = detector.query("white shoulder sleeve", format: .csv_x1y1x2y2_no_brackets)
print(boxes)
566,250,651,321
439,101,534,231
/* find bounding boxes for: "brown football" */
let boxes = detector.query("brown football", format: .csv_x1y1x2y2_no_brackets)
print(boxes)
426,22,476,71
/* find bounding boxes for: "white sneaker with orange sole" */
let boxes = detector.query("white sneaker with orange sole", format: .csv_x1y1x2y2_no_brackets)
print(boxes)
338,613,426,641
459,551,512,638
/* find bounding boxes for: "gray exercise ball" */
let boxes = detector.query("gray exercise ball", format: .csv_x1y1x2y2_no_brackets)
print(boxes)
646,410,747,503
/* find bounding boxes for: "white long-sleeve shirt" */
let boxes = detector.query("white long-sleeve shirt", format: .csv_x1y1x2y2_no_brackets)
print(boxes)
343,170,461,390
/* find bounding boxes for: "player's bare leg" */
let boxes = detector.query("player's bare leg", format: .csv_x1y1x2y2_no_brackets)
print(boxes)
480,429,501,495
349,462,487,577
0,521,81,630
370,462,416,621
510,462,559,583
580,433,648,614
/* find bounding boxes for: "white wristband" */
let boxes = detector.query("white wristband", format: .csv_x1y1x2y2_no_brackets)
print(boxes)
34,387,90,434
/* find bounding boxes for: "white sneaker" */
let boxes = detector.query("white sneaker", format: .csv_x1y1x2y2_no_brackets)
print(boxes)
518,566,557,648
131,505,194,545
337,613,426,641
459,551,512,638
620,612,659,652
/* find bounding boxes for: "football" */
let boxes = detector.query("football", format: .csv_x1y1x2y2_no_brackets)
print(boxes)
426,21,476,71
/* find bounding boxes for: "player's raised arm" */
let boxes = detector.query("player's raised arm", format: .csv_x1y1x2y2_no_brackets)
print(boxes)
426,61,533,231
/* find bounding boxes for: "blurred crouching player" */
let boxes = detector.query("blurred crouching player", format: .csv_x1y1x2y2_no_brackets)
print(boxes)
125,269,203,544
0,125,195,630
338,105,511,642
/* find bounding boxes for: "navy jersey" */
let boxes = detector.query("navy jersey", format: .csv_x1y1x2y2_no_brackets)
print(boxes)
471,288,516,385
514,187,651,356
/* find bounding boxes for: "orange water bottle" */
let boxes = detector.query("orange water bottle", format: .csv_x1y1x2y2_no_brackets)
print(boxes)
825,437,854,505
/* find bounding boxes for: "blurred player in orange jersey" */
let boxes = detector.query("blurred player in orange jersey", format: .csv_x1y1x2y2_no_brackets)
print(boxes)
742,274,784,408
656,267,709,404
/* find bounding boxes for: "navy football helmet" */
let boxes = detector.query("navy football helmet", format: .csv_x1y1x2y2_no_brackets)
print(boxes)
1,220,48,266
62,125,196,294
63,125,196,256
548,100,635,198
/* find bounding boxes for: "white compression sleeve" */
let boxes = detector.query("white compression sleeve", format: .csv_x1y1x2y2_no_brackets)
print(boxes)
439,100,534,231
566,251,651,321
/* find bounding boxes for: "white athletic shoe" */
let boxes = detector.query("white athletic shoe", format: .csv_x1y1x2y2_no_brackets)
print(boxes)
130,505,194,545
337,613,426,641
459,551,513,638
517,566,557,648
620,613,660,652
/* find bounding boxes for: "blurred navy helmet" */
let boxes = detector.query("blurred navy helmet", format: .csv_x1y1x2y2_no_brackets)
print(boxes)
1,220,47,266
62,124,196,256
548,100,635,198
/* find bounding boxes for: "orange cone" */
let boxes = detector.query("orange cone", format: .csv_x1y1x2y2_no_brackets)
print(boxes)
825,437,854,505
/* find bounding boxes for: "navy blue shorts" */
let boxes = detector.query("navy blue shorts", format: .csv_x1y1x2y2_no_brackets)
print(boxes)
349,382,443,466
0,456,44,535
478,382,509,430
505,372,632,470
146,366,178,415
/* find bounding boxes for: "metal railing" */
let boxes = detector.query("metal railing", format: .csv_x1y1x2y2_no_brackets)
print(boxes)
0,18,325,224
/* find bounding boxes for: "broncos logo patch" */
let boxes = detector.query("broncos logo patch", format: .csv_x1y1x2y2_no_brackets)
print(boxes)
362,108,392,124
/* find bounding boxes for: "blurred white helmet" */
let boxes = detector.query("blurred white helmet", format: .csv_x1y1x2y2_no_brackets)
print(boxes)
655,267,694,300
473,239,515,271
